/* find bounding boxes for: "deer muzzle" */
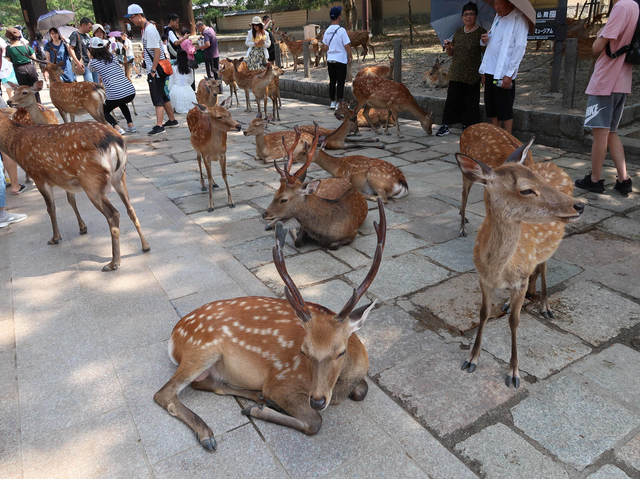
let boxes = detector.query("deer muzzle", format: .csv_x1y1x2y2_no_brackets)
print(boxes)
309,396,327,411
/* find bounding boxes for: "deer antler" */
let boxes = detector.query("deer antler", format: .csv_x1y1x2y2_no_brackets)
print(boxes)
290,123,319,184
272,222,312,322
337,198,387,320
281,126,302,183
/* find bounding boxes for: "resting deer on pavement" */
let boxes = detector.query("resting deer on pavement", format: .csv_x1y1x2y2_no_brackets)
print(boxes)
456,142,584,388
313,149,408,203
420,58,449,88
44,62,108,124
7,81,59,125
154,203,385,450
251,63,284,121
196,78,220,107
353,76,433,137
243,114,315,163
356,57,394,80
187,98,241,212
0,110,149,271
262,125,368,249
458,123,534,237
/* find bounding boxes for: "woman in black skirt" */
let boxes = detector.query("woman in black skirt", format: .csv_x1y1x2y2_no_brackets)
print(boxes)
4,28,41,103
436,3,486,137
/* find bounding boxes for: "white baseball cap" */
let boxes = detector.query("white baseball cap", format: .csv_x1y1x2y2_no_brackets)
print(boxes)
124,4,144,18
90,37,105,48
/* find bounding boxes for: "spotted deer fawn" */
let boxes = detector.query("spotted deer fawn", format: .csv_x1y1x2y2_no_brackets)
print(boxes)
0,110,149,271
458,123,534,237
196,78,220,107
348,30,376,61
262,125,368,249
44,62,107,123
456,142,584,388
187,99,241,212
251,63,284,120
420,58,449,88
353,76,433,137
356,57,394,80
7,81,59,125
154,203,385,450
243,114,315,163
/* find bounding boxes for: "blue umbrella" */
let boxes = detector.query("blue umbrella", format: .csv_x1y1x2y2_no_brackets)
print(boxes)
37,10,77,31
431,0,496,45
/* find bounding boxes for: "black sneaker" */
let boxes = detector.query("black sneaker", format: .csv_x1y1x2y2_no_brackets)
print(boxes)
436,124,449,137
163,119,179,128
614,177,633,194
148,125,166,136
575,172,605,194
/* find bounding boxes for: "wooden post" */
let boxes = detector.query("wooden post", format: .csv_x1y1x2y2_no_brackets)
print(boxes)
303,41,310,78
274,42,282,68
362,0,369,31
393,39,402,83
550,40,564,93
563,38,578,109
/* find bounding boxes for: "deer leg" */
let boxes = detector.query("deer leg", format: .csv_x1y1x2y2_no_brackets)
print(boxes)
111,172,150,253
154,362,218,451
36,182,62,245
291,226,307,248
506,286,527,388
197,153,207,191
191,376,262,403
362,105,380,134
233,85,239,108
538,262,554,319
391,106,403,137
59,111,69,123
526,265,540,300
459,176,472,237
255,96,261,117
66,192,87,235
85,192,121,271
219,155,234,208
462,280,495,373
69,114,76,123
245,88,252,112
131,99,137,116
384,110,392,135
203,158,216,213
242,388,322,435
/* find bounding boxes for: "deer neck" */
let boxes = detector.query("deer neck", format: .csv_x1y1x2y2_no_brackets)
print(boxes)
254,131,268,154
401,96,426,121
23,102,48,125
313,150,342,176
49,70,62,83
477,200,522,278
326,116,350,142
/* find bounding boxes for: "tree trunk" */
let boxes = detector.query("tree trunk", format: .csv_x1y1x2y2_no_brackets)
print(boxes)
371,0,383,36
343,0,358,31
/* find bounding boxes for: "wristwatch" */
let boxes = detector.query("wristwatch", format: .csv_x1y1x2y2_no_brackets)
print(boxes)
151,69,156,74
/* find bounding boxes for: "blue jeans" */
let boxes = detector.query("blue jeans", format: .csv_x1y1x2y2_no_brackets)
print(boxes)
0,158,6,209
82,64,99,83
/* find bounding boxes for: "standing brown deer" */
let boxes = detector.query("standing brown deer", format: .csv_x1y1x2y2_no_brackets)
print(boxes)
456,146,584,388
262,125,368,249
356,57,394,80
196,78,220,107
0,110,149,271
274,30,304,71
348,30,376,61
353,76,433,137
154,202,386,450
228,58,266,112
7,81,59,125
278,40,291,68
218,59,240,108
187,99,241,212
251,63,284,120
458,123,534,237
243,115,315,163
44,62,107,124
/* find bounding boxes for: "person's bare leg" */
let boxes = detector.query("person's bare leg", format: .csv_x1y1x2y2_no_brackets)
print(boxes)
492,117,500,128
607,131,628,181
590,128,610,182
163,102,176,122
504,119,513,135
155,106,164,127
3,155,20,194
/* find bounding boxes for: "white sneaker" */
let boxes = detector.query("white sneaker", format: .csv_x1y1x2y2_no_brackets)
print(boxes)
330,101,337,109
0,212,27,228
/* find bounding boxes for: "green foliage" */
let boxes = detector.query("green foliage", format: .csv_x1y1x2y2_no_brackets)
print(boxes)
193,0,223,25
46,0,96,24
0,0,25,28
226,0,331,13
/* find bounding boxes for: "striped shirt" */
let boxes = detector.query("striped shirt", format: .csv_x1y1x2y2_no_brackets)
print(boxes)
142,22,165,75
88,56,136,101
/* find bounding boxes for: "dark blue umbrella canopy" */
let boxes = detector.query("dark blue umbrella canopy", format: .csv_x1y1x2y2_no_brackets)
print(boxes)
431,0,496,44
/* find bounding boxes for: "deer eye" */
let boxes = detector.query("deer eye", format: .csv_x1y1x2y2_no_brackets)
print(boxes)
337,350,346,359
300,349,306,357
280,198,288,204
520,189,536,196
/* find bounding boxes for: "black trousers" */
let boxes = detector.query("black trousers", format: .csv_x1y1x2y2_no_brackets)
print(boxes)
327,61,347,102
14,63,41,103
442,80,481,127
104,93,135,126
484,74,516,121
205,57,222,92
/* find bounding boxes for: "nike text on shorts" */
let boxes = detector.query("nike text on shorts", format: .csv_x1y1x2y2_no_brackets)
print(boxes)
584,93,627,132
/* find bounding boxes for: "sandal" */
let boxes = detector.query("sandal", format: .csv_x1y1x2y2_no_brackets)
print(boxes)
13,184,26,195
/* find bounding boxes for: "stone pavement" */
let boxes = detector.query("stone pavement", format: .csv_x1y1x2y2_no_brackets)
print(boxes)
2,74,640,478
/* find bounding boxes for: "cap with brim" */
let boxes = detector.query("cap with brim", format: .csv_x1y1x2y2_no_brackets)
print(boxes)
90,37,105,48
125,4,144,18
330,6,343,20
250,16,264,26
92,24,106,35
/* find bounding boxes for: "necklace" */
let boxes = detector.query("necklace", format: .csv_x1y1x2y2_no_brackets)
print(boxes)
464,24,479,33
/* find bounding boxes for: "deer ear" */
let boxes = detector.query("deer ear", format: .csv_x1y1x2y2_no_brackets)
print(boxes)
0,107,18,117
347,301,377,335
33,80,44,92
455,153,495,185
266,114,274,123
193,103,207,113
7,82,19,91
505,136,535,165
301,180,320,195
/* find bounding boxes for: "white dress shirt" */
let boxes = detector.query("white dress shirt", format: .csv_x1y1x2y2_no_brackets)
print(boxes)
245,30,271,59
479,9,528,79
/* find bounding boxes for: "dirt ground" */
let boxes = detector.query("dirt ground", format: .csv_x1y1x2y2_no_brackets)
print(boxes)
282,21,640,116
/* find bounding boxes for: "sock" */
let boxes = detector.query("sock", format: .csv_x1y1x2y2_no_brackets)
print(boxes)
0,210,8,221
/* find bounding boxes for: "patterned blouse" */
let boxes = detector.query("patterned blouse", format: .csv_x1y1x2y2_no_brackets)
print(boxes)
448,25,487,85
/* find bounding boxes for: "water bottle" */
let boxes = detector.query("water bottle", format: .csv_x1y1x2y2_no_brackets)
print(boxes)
493,79,514,89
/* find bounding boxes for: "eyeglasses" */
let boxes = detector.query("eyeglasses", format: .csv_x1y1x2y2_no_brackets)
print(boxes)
463,13,477,17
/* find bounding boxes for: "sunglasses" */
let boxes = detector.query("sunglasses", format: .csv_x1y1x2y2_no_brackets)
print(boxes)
463,12,477,17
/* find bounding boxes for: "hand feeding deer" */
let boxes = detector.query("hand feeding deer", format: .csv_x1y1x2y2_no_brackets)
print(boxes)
243,114,316,163
353,76,433,137
154,200,386,450
187,98,241,212
456,141,584,388
262,125,368,249
0,110,149,271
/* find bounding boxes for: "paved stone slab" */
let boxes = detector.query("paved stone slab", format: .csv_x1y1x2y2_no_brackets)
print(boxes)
399,209,483,246
188,203,261,228
196,217,272,247
127,154,174,169
358,207,411,235
455,423,569,479
586,465,632,479
385,195,452,218
598,216,640,241
255,250,351,289
173,184,273,215
410,272,509,333
346,253,449,302
170,282,250,318
580,191,638,213
617,432,640,473
481,313,592,379
512,376,640,471
0,318,20,479
570,344,640,408
564,205,614,235
327,245,371,269
299,280,359,314
357,305,444,376
379,342,522,436
418,237,476,272
397,149,447,163
553,157,592,170
324,444,429,478
532,258,583,290
153,424,287,478
385,142,425,154
352,229,427,259
228,235,297,269
549,281,640,345
437,184,484,205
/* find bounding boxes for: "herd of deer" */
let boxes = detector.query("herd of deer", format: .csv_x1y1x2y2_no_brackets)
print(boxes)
0,42,586,451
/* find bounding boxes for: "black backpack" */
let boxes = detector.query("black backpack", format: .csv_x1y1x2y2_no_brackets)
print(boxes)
605,0,640,65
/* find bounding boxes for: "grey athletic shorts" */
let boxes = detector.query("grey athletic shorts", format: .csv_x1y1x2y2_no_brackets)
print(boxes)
584,93,627,132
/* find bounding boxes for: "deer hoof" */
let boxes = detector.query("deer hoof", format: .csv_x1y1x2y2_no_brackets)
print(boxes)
200,436,217,452
228,203,235,209
459,230,467,238
48,238,61,245
264,223,274,231
506,375,520,389
207,207,214,213
79,226,88,235
212,182,219,188
201,186,207,192
461,361,476,373
102,263,119,272
541,310,554,319
501,302,511,314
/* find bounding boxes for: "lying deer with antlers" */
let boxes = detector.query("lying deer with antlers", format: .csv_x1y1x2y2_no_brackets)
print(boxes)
251,63,284,121
456,140,584,388
7,81,59,125
0,110,149,270
187,98,241,212
243,114,315,163
263,125,368,248
44,62,107,124
155,203,385,450
353,76,433,137
196,78,220,107
458,123,534,237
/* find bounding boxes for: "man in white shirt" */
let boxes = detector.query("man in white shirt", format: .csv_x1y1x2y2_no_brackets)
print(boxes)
322,6,353,110
479,0,528,134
